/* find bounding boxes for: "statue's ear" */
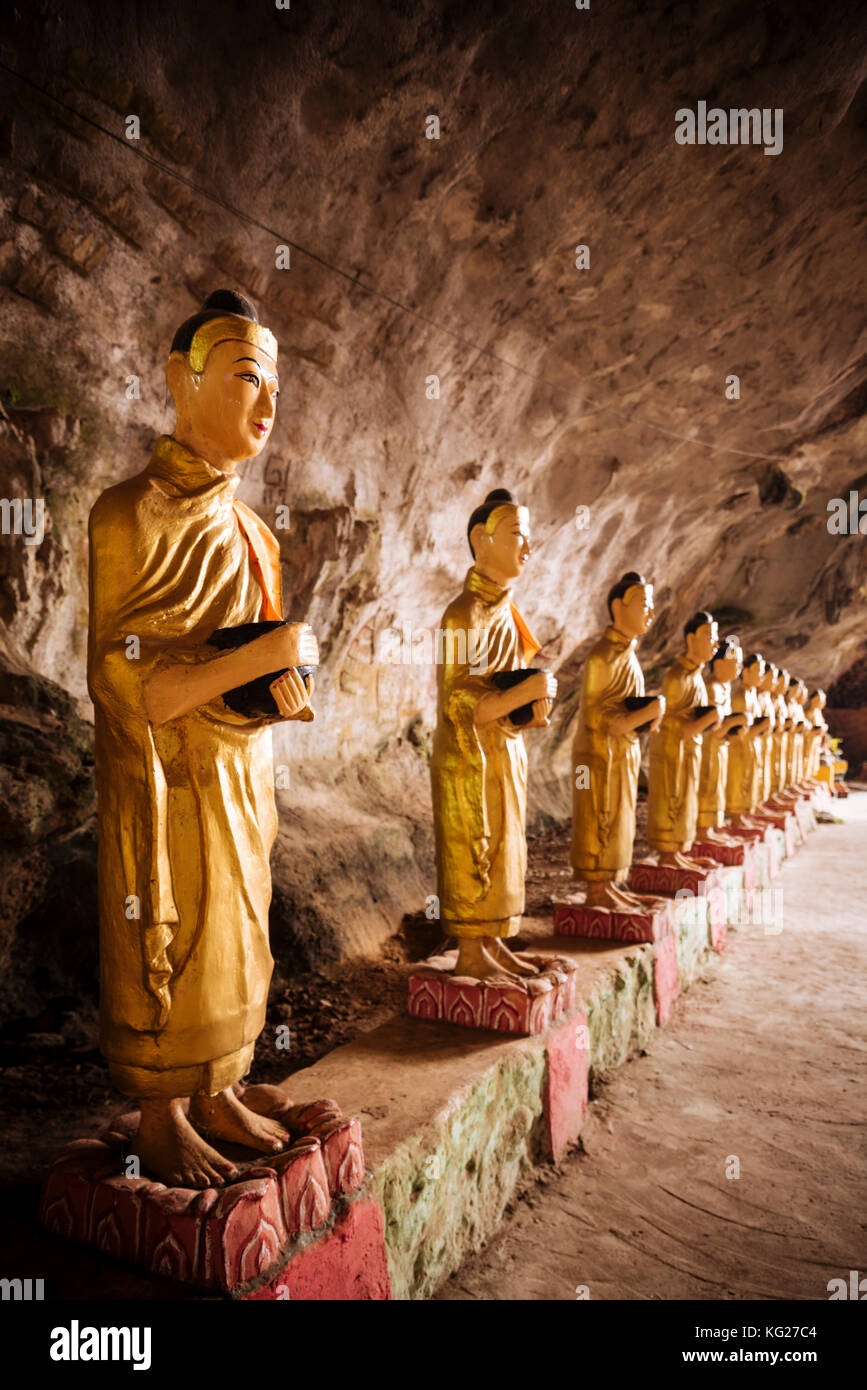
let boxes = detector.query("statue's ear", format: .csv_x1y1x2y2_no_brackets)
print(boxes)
165,351,198,408
469,521,487,558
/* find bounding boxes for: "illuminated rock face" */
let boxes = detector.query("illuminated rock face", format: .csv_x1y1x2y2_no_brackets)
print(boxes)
0,0,865,994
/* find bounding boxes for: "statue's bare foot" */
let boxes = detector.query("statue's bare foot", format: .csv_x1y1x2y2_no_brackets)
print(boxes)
490,938,540,976
625,890,671,914
190,1088,290,1155
584,881,642,912
659,851,690,869
136,1097,238,1190
453,939,512,982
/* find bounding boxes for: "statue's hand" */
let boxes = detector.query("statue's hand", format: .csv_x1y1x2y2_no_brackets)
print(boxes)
248,622,319,679
270,668,315,718
526,697,553,728
524,671,558,704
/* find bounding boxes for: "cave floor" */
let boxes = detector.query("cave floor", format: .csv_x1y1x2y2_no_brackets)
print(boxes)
433,792,867,1301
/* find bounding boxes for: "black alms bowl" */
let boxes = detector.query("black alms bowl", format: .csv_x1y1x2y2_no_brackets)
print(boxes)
490,667,550,727
208,620,314,718
624,693,658,732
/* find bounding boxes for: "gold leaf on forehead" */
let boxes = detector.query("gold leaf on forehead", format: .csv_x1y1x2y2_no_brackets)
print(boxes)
187,314,278,373
485,503,529,533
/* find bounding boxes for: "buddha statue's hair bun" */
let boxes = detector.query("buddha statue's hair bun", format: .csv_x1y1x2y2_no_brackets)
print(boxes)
467,488,518,556
170,288,259,355
201,288,259,322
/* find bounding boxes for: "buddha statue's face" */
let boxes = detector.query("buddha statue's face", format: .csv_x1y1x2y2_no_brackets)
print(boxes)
613,583,654,639
759,664,773,693
166,336,279,469
473,509,531,583
714,644,742,684
687,619,718,665
743,657,762,688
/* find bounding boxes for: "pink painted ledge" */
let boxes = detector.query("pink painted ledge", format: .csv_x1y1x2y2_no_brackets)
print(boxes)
653,934,679,1024
39,1085,390,1300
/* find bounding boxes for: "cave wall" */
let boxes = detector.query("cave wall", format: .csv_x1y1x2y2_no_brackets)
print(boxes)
1,0,866,1015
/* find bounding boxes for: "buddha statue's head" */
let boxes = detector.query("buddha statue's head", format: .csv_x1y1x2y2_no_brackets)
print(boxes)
684,610,718,665
712,635,744,684
467,489,530,585
741,650,763,689
758,660,774,693
607,570,654,640
165,288,279,470
808,688,826,714
778,667,790,695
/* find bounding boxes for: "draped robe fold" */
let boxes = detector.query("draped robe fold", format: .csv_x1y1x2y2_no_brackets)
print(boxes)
87,434,302,1098
697,677,731,830
758,687,776,801
725,682,762,816
571,626,643,881
430,566,540,940
646,654,706,853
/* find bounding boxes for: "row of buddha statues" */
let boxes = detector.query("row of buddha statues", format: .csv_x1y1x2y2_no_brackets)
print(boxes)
87,292,838,1188
430,496,837,981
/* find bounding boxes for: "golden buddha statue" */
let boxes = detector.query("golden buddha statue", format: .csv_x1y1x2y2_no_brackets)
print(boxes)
756,660,777,804
771,666,791,795
725,652,770,824
430,489,557,981
571,571,665,908
87,290,319,1189
646,610,721,867
784,676,802,787
805,689,829,782
697,634,746,836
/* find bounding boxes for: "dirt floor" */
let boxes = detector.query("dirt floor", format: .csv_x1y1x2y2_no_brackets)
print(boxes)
434,792,867,1301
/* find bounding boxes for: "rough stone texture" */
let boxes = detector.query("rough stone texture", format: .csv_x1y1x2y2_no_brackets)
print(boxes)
1,1,866,1002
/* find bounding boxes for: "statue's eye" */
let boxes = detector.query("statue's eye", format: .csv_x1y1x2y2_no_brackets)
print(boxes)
239,372,260,386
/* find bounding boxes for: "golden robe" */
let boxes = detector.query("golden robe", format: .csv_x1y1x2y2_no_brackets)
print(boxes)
772,694,790,792
787,699,805,783
804,711,825,779
430,566,540,940
726,682,761,816
758,687,776,802
646,654,706,854
697,678,730,830
87,434,304,1099
571,626,643,881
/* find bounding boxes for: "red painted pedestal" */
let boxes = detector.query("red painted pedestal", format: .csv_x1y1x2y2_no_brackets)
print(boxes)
693,838,756,892
407,953,579,1035
551,898,673,943
39,1087,390,1299
753,807,796,857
